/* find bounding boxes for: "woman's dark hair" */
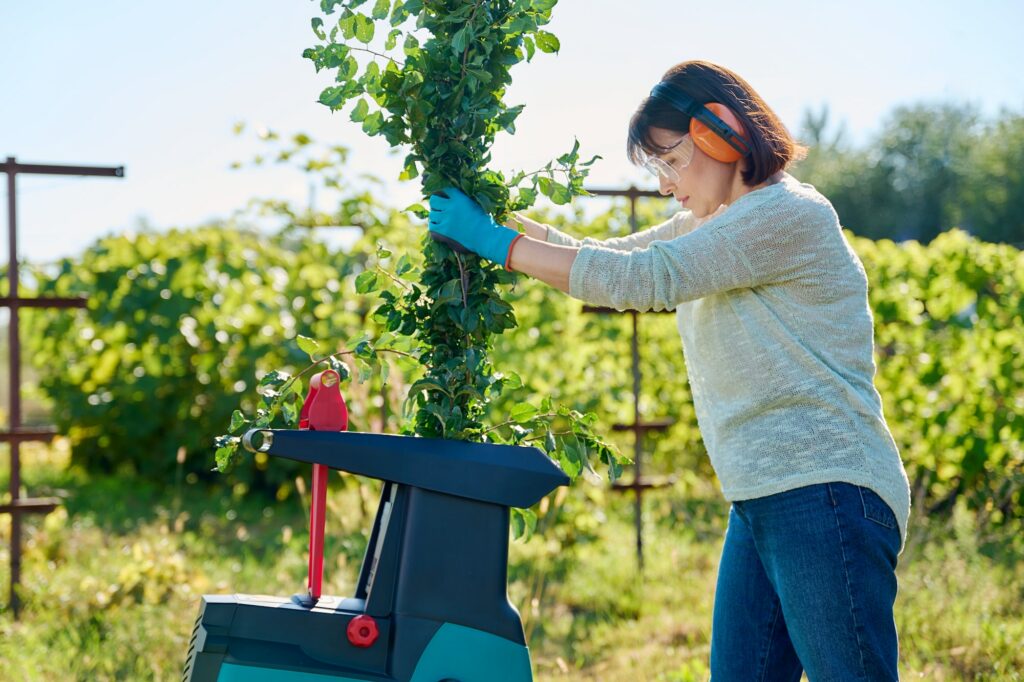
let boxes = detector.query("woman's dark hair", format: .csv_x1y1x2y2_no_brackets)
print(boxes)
627,60,807,186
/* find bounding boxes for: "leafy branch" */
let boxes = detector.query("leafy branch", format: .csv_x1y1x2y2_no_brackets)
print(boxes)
214,0,626,533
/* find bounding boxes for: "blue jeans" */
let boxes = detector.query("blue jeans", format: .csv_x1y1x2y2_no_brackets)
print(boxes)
710,482,902,681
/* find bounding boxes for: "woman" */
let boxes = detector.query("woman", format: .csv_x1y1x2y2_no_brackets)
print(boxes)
427,59,911,681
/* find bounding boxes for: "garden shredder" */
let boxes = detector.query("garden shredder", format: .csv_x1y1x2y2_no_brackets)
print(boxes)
183,369,568,681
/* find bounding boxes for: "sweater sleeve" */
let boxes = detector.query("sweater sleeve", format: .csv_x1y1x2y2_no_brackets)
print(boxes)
567,200,822,311
545,211,694,251
543,224,584,248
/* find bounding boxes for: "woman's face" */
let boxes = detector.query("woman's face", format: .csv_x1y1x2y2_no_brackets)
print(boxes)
647,126,740,218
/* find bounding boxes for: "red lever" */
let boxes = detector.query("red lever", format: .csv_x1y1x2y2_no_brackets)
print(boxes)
308,369,348,432
300,369,348,603
307,462,328,601
347,615,379,648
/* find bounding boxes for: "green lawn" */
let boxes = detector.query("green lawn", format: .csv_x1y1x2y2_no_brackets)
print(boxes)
1,440,1022,681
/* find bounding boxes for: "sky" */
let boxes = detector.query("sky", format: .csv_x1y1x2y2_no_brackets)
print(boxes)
2,0,1023,266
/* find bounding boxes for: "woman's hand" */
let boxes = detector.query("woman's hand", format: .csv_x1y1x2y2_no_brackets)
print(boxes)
427,187,523,268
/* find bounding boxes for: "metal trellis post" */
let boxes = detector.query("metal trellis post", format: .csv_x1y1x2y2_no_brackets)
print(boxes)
0,157,123,618
580,186,678,574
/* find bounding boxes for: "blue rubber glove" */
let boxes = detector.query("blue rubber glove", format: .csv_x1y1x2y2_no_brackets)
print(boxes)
427,187,523,268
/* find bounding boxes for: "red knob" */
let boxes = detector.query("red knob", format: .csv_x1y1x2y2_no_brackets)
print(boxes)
347,615,379,648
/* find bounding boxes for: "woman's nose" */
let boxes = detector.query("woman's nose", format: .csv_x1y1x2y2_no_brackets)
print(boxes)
658,173,675,196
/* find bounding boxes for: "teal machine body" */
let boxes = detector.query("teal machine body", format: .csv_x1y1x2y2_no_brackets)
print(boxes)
182,428,569,682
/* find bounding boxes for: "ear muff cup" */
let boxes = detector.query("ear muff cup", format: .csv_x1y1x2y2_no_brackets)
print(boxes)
690,103,749,163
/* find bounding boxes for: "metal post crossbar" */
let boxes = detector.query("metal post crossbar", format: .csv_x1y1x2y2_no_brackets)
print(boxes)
580,186,679,573
0,157,124,618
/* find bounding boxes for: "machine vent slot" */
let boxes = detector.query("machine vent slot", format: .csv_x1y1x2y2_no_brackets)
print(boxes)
181,613,203,681
365,483,398,595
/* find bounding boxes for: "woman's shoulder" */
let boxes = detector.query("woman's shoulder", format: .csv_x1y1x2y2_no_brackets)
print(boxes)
752,172,842,235
778,172,839,215
692,172,833,232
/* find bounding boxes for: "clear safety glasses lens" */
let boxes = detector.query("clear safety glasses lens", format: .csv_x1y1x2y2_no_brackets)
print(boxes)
642,155,679,183
640,135,693,183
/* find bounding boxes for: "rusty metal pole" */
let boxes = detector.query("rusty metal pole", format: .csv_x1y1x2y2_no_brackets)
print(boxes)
627,193,645,572
581,186,677,577
6,160,23,615
1,157,122,618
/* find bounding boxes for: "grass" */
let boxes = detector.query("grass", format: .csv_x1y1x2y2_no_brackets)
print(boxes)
1,439,1022,681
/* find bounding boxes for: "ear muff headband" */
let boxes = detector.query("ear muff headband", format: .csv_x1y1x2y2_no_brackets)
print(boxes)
650,82,751,163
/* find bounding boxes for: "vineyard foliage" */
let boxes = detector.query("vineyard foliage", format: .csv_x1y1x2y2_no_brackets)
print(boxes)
20,177,1024,532
20,216,421,494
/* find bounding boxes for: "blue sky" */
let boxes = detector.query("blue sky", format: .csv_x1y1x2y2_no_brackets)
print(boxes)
2,0,1022,265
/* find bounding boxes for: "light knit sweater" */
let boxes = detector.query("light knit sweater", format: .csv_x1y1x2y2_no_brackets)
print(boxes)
545,172,911,551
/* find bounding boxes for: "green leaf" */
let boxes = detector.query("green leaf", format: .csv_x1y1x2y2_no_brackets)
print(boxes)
523,36,536,61
549,182,572,205
408,378,453,400
402,33,420,57
355,269,380,293
338,9,357,39
500,371,523,390
362,110,383,135
229,409,246,433
395,253,413,275
361,60,382,94
403,203,428,219
510,507,526,539
534,31,560,53
328,356,351,382
259,369,291,390
355,13,375,43
510,507,537,541
432,279,463,307
297,334,321,356
385,27,402,50
350,98,370,122
354,339,375,360
320,0,346,14
311,17,326,39
510,402,539,423
371,0,391,20
466,68,491,84
215,442,238,472
318,85,346,109
339,54,359,81
496,104,524,134
521,508,537,537
537,176,553,197
282,399,299,426
557,137,580,165
559,435,584,478
451,26,469,55
357,362,373,383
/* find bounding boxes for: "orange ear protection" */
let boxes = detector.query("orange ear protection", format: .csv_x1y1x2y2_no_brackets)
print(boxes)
650,82,751,163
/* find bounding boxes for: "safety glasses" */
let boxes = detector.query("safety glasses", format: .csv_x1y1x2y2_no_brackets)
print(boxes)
639,134,694,183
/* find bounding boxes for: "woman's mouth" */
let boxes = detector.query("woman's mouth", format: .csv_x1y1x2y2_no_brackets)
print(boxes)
679,196,690,206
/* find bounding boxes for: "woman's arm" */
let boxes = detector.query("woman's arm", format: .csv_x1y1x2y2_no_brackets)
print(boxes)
499,211,699,300
506,236,579,293
507,211,694,252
